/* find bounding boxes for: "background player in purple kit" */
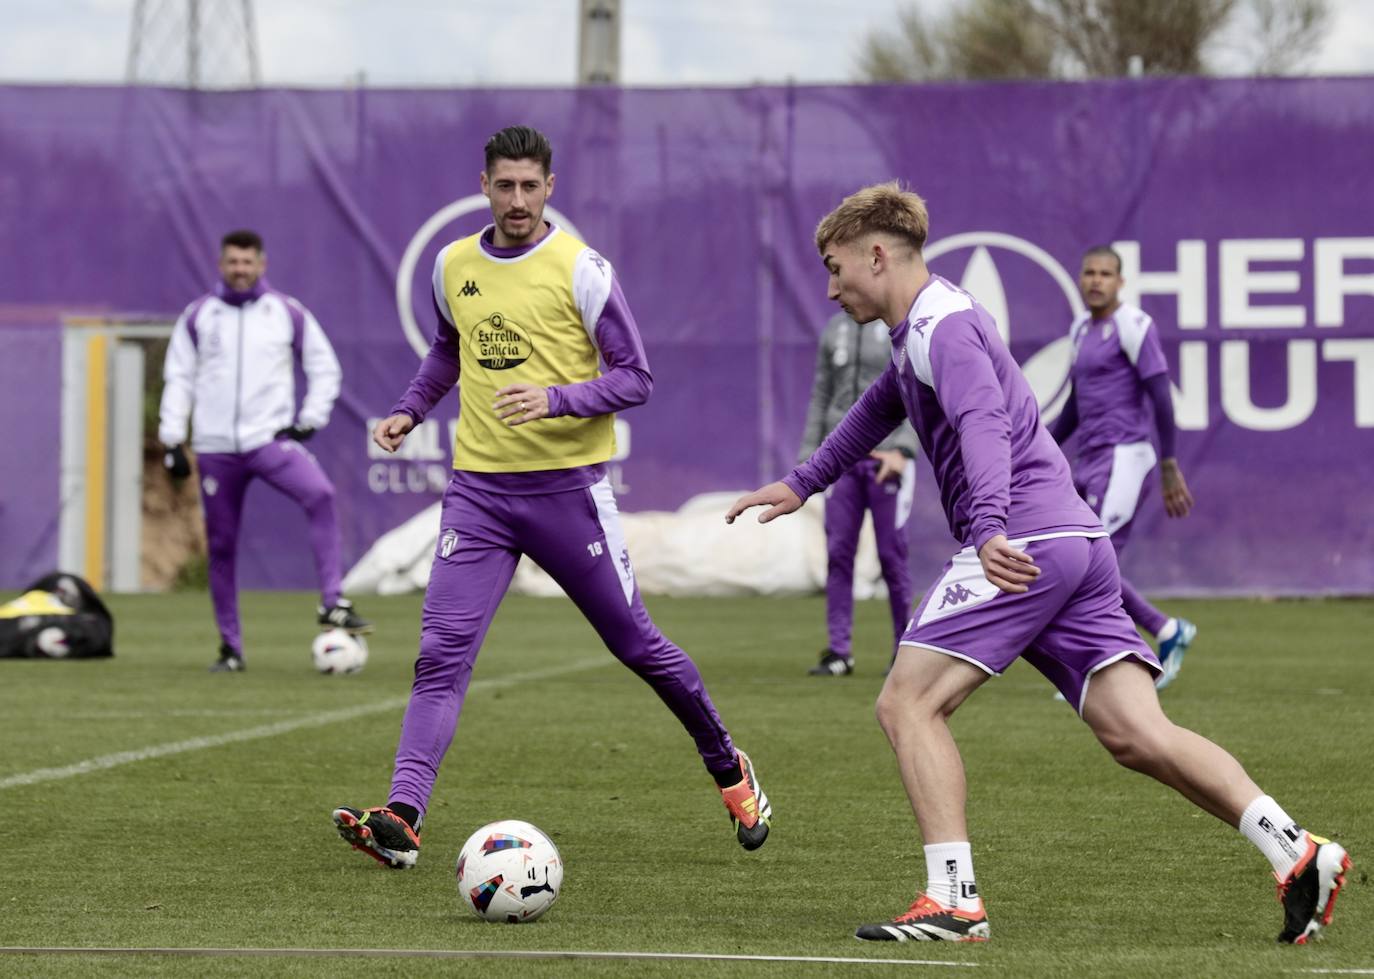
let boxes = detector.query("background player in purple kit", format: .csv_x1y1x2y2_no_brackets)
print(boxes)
799,311,917,677
332,126,771,869
1051,247,1196,688
158,229,370,672
727,183,1349,945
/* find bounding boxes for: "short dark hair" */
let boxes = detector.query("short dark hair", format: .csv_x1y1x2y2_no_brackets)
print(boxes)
221,229,264,253
1082,245,1122,274
484,126,553,175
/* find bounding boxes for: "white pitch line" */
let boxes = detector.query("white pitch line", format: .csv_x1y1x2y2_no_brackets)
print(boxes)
0,658,608,791
1294,970,1374,975
0,947,979,967
67,709,300,720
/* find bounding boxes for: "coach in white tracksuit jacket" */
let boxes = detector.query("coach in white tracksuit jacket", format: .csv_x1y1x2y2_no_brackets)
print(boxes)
158,229,364,671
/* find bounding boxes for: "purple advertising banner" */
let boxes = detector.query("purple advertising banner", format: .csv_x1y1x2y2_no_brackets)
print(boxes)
1,80,1371,594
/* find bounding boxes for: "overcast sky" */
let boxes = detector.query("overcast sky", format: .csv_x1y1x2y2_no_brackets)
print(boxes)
1,0,1370,88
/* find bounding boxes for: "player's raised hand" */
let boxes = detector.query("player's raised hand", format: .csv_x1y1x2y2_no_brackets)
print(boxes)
494,383,549,426
1160,458,1193,518
372,413,415,453
725,482,803,525
978,535,1040,594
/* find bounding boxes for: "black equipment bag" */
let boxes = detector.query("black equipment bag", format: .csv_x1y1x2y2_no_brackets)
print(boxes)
0,572,114,659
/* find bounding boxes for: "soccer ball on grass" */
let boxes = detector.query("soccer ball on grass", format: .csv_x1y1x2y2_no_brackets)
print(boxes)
456,819,563,923
311,628,368,675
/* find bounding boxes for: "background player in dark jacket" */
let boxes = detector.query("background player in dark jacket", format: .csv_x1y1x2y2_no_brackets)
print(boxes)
799,312,918,676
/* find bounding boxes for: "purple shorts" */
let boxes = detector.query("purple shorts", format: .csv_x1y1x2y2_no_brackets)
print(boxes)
901,533,1159,712
1074,442,1157,552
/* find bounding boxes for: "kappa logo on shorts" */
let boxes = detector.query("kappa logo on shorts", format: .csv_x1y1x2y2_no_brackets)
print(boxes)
938,583,977,609
439,528,459,558
202,476,219,497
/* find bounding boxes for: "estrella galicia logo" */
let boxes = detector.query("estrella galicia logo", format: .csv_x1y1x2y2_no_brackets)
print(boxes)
458,280,482,297
938,583,977,610
473,312,533,370
439,528,459,558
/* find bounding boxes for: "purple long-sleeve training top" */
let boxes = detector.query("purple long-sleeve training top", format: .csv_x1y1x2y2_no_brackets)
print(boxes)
784,275,1101,553
1048,302,1176,458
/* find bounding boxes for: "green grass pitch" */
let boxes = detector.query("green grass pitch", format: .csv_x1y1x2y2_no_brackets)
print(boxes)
1,591,1369,977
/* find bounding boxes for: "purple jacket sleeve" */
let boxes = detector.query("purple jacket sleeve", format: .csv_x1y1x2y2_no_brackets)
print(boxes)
931,323,1011,553
546,276,653,418
1144,373,1176,458
389,297,461,423
1048,385,1079,444
783,365,906,500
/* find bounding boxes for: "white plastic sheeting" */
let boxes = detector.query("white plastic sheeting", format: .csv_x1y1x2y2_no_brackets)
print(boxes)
342,491,892,599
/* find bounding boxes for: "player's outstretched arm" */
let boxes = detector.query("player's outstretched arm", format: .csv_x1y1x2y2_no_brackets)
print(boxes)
372,413,415,453
725,482,803,525
1160,457,1193,518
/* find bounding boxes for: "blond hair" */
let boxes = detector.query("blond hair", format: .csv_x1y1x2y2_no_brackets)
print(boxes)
814,182,929,255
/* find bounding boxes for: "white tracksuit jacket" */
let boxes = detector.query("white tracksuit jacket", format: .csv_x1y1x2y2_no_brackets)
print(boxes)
158,282,342,455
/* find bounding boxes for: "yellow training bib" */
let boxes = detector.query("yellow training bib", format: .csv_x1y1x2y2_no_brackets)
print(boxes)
435,228,616,473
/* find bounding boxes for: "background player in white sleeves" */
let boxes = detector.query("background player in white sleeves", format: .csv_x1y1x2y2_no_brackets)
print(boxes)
159,229,370,671
1050,247,1196,689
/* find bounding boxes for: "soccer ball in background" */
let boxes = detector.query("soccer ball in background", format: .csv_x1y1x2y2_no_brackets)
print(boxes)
311,628,368,675
456,819,563,923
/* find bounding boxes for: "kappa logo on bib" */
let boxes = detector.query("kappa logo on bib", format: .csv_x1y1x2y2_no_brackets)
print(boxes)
472,312,533,370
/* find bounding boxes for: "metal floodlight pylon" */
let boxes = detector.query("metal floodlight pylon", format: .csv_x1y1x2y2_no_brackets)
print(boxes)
126,0,261,89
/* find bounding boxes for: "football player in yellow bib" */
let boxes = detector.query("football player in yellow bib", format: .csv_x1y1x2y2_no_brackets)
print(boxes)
332,127,771,871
